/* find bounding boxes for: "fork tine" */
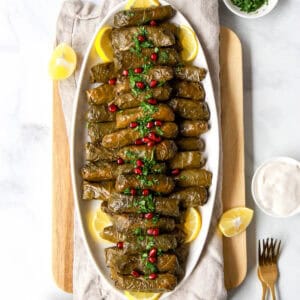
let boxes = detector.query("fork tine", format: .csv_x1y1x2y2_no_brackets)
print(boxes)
275,240,281,262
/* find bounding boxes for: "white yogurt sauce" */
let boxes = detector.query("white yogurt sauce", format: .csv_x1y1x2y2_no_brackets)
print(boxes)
253,160,300,217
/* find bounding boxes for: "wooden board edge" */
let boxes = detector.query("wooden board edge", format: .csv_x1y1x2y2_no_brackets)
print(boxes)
52,81,74,293
220,26,247,290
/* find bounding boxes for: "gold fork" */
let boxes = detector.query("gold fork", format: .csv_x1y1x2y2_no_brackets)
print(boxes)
258,238,281,300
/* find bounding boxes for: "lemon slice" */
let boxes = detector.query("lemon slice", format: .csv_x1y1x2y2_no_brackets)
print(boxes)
124,291,161,300
183,207,202,243
49,43,77,80
86,208,112,242
179,25,198,62
125,0,160,9
218,207,254,237
94,26,114,62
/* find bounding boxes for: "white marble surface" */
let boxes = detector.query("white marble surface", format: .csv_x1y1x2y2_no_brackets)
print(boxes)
0,0,299,299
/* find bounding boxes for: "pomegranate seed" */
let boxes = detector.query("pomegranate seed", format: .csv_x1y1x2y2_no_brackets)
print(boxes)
147,228,154,235
142,189,150,196
131,270,140,278
148,132,156,141
146,121,154,129
150,80,158,88
150,53,158,61
144,212,153,219
122,69,129,76
137,35,145,42
148,256,157,263
142,137,151,143
108,78,117,85
108,104,118,112
152,228,160,236
171,168,180,176
117,158,124,165
136,81,145,89
130,122,138,128
149,273,158,280
117,242,123,249
136,159,144,167
134,167,142,175
154,120,162,126
130,188,137,196
150,20,157,26
149,248,157,257
134,67,143,74
147,98,157,105
135,138,143,145
147,141,155,147
154,136,162,143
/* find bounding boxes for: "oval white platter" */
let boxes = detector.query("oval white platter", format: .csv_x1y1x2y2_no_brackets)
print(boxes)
70,0,220,298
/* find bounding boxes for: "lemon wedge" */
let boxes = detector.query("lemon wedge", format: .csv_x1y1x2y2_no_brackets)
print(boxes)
218,207,254,237
179,25,198,62
183,207,202,243
86,208,112,242
124,291,161,300
49,43,77,80
94,26,114,62
125,0,160,9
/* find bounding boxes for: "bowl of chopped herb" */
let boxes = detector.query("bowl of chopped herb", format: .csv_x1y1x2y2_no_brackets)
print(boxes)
223,0,278,18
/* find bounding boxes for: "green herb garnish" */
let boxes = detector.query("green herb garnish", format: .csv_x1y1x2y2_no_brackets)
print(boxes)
231,0,268,13
159,50,169,63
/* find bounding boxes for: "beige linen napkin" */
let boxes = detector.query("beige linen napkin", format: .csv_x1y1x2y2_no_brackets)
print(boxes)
56,0,226,299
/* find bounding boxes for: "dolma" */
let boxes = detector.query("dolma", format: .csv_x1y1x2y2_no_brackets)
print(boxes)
179,120,209,137
112,86,172,109
111,214,176,233
115,48,180,69
115,174,175,194
175,137,205,151
105,247,180,275
86,80,130,105
168,98,210,120
102,194,180,217
85,142,118,162
111,269,177,292
81,162,133,181
86,84,115,105
88,122,117,143
81,161,166,181
118,140,177,161
174,66,207,82
111,26,175,52
102,226,178,252
102,122,178,148
174,169,212,187
114,6,176,27
116,104,175,129
87,105,116,122
168,151,205,169
89,62,116,83
173,81,205,100
82,181,115,201
170,187,208,207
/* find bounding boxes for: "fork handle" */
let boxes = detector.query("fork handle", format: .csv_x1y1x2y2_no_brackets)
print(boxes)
270,284,276,300
261,283,267,300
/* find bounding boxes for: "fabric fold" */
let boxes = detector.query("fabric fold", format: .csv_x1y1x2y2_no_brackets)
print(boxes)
56,0,226,299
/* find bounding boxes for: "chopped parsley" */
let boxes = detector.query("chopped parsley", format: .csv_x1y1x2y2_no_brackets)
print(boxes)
159,50,169,63
231,0,268,13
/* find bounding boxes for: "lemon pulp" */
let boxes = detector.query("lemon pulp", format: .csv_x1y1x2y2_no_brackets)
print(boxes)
48,43,77,80
218,207,254,237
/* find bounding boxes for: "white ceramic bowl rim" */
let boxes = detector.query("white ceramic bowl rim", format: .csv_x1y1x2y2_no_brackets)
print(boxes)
223,0,278,19
251,156,300,218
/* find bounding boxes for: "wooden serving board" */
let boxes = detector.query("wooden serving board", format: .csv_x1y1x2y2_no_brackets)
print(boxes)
220,27,246,290
52,27,246,293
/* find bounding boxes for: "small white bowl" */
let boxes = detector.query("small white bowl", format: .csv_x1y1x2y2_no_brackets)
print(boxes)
223,0,278,19
251,156,300,218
